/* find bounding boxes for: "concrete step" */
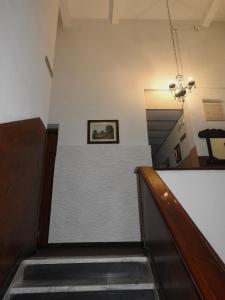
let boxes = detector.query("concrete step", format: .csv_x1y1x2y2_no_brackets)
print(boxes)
4,256,157,300
22,257,151,282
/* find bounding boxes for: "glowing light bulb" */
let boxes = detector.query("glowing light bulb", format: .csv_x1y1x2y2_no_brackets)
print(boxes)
169,80,176,90
187,76,195,88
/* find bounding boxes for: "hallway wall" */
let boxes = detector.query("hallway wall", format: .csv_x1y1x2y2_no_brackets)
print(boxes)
49,145,150,242
49,20,225,242
48,20,154,242
0,0,59,125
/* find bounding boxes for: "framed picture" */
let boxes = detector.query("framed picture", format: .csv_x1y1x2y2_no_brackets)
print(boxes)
87,120,119,144
174,143,182,163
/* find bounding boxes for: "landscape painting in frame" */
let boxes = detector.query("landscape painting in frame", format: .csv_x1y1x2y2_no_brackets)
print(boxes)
87,120,119,144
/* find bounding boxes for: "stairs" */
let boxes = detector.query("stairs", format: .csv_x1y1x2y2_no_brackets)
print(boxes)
4,255,157,299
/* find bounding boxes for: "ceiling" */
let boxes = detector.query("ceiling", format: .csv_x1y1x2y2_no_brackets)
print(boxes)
146,109,183,157
60,0,225,27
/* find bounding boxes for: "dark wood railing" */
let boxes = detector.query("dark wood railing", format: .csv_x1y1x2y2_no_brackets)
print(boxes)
136,166,225,300
0,118,46,297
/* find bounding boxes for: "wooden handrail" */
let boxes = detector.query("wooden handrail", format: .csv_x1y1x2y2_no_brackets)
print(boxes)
137,166,225,300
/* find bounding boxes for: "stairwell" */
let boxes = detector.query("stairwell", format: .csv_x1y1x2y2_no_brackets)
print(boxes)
4,254,158,299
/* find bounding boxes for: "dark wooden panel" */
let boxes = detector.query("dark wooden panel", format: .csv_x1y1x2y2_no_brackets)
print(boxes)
35,243,144,257
199,156,225,169
139,178,200,299
137,167,225,300
0,118,46,296
38,124,59,247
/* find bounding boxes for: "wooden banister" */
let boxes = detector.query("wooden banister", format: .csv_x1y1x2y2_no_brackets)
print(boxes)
136,166,225,300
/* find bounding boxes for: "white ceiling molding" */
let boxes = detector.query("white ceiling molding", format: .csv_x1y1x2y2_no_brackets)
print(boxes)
202,0,222,27
112,0,120,24
60,0,72,28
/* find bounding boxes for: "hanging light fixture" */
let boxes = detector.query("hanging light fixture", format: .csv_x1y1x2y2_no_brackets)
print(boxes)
166,0,196,102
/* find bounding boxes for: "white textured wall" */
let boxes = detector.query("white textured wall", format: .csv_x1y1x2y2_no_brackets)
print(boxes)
158,170,225,263
49,145,151,242
48,20,157,242
0,0,59,125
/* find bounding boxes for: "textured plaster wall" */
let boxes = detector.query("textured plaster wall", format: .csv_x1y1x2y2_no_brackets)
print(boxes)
49,145,151,242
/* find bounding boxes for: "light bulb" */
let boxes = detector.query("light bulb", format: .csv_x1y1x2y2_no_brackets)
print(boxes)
169,80,176,90
187,76,195,88
175,88,187,98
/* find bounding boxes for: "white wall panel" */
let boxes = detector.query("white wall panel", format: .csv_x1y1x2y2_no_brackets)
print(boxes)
49,145,151,242
0,0,59,125
158,170,225,263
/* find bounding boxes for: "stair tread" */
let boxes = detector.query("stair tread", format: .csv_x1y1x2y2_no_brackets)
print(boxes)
5,254,157,300
23,256,148,264
22,261,152,283
10,282,154,294
14,274,153,288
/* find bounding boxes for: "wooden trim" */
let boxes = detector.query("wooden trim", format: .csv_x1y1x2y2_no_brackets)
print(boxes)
0,118,46,295
156,167,225,170
136,174,145,242
198,156,225,169
137,166,225,299
38,124,59,247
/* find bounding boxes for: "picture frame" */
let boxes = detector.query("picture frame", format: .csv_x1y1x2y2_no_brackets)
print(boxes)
87,120,119,144
174,143,182,163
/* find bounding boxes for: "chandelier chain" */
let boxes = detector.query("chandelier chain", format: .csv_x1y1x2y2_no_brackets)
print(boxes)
166,0,196,101
174,29,184,77
165,0,180,74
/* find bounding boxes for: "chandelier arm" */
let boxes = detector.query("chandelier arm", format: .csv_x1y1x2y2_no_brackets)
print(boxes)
181,100,184,110
174,29,184,77
165,0,180,74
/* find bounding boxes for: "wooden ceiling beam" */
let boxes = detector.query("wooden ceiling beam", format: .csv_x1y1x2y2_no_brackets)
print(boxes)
202,0,221,27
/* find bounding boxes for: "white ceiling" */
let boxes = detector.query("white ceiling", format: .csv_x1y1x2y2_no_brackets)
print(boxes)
60,0,225,27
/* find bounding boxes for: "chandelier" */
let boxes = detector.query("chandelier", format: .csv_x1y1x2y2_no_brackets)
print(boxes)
166,0,196,102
